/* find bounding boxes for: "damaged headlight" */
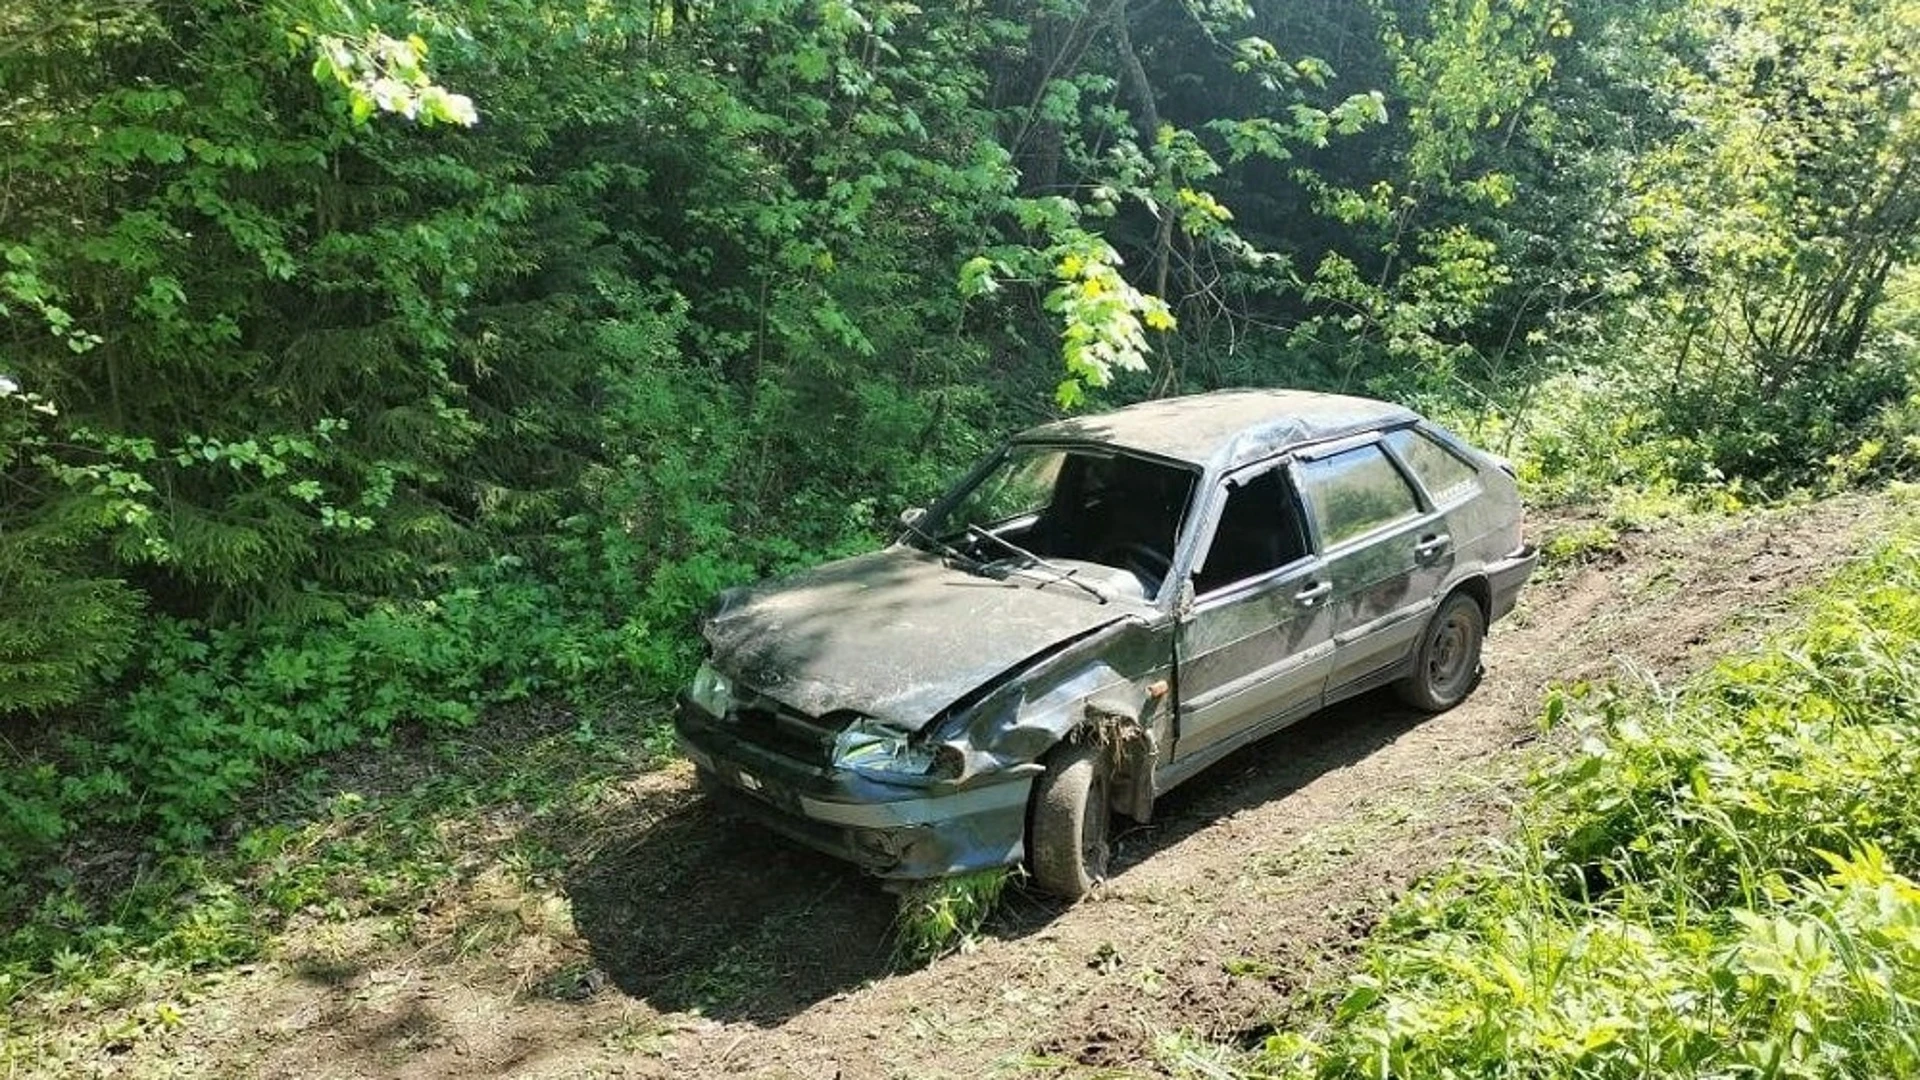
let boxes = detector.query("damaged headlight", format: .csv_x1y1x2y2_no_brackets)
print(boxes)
831,718,935,777
688,662,735,718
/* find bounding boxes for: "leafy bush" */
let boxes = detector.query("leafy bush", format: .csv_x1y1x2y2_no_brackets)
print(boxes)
1253,491,1920,1079
1,0,1050,888
1828,390,1920,489
1536,522,1621,570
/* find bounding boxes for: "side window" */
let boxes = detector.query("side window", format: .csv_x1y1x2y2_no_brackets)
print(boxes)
1386,428,1480,504
1192,469,1310,594
1298,444,1422,549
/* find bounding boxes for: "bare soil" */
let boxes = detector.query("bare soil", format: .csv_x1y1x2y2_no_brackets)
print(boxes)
39,494,1891,1079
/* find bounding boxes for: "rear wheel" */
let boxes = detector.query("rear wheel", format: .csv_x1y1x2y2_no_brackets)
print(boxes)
1395,591,1486,711
1028,738,1111,900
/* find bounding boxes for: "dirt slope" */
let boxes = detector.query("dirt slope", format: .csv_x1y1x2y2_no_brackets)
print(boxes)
66,494,1890,1079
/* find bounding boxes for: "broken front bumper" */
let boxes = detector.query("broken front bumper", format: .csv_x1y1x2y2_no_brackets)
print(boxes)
674,699,1036,881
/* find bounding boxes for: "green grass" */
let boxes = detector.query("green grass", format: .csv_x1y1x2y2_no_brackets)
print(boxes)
892,868,1016,966
1236,486,1920,1079
0,699,672,1070
1537,521,1622,570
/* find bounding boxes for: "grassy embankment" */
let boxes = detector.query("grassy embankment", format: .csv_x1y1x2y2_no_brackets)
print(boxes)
1218,486,1920,1079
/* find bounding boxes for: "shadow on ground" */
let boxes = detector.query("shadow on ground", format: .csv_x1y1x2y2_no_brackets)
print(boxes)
568,688,1425,1026
567,796,899,1025
1118,688,1429,867
986,688,1431,936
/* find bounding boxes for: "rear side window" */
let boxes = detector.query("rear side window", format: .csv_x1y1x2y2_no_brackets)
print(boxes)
1298,444,1422,548
1386,428,1481,504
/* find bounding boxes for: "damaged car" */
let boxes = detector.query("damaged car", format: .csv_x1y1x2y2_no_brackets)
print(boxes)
674,389,1538,898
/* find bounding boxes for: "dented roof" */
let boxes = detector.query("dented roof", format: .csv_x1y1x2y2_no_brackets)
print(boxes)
1014,389,1417,471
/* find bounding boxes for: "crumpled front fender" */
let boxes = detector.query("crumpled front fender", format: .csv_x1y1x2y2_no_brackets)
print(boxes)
932,618,1173,818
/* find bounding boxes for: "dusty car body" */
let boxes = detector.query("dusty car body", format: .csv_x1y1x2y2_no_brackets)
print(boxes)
674,389,1538,897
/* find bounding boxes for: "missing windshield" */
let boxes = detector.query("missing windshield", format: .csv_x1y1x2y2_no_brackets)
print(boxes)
919,446,1198,598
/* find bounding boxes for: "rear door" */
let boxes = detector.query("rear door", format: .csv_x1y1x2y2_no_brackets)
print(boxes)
1294,440,1450,697
1172,464,1333,761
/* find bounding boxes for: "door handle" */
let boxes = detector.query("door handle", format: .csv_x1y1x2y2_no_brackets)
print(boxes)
1294,580,1332,606
1414,534,1452,562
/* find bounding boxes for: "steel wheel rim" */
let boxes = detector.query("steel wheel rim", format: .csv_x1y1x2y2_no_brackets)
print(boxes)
1428,609,1477,695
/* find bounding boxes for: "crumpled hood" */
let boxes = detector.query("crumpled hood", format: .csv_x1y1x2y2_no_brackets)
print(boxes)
704,547,1127,730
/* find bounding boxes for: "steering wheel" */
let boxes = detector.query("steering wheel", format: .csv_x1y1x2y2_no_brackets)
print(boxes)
1095,541,1172,592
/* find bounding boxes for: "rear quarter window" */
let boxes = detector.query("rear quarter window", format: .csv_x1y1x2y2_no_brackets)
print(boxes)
1298,444,1422,548
1386,428,1481,504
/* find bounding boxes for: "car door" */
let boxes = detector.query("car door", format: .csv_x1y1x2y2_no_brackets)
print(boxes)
1293,440,1451,698
1172,464,1334,762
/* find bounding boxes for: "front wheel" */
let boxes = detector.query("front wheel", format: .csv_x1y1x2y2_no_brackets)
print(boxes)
1395,591,1486,712
1028,738,1111,900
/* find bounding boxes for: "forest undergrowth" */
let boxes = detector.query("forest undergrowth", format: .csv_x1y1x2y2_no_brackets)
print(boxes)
2,0,1918,1067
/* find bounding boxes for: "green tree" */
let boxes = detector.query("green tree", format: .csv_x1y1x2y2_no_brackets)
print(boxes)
1620,0,1920,480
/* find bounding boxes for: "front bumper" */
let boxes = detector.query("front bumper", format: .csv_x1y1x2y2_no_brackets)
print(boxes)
1488,542,1540,621
674,700,1035,881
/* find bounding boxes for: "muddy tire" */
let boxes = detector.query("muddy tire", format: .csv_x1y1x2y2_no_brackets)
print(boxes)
1028,738,1111,900
1395,590,1486,712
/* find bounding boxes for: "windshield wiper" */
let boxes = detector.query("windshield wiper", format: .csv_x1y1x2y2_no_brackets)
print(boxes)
899,519,985,572
964,524,1110,603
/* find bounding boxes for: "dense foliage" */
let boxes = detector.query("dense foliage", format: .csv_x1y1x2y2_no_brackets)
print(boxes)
1246,492,1920,1079
1,0,1916,899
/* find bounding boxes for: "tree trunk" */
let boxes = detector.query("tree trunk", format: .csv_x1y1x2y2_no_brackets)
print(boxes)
1108,0,1160,143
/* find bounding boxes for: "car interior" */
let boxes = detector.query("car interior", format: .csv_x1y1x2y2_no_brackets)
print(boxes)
973,451,1196,594
1192,468,1311,595
963,451,1320,601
